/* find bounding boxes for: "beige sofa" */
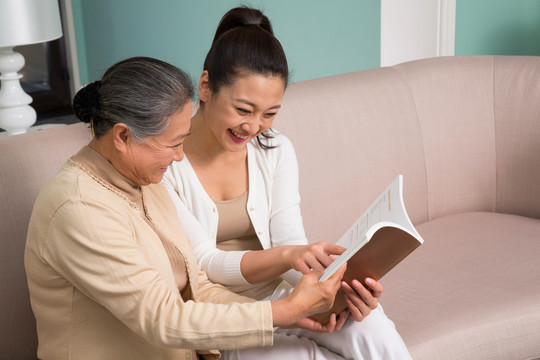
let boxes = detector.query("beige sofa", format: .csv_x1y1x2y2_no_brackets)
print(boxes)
1,56,539,359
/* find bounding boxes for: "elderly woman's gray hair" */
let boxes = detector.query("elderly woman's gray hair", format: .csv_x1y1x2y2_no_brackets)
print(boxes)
73,56,194,142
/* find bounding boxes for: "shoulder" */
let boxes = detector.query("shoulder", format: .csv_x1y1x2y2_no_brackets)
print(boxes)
39,161,130,215
162,157,191,190
30,164,128,239
247,131,299,178
35,161,91,208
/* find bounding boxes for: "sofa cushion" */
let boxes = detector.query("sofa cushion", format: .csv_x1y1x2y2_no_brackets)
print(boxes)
381,212,540,360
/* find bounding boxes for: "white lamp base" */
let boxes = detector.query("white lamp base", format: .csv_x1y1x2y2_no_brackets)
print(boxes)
0,47,37,136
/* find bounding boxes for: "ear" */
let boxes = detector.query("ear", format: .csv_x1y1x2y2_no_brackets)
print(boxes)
112,123,131,153
198,70,211,102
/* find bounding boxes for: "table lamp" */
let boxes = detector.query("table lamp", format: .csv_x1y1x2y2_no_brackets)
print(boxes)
0,0,63,136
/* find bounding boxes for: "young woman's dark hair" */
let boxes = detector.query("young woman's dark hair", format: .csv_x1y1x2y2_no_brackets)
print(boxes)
204,7,289,91
203,7,289,149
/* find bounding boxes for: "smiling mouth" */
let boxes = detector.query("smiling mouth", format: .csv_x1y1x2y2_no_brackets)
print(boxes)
229,129,249,140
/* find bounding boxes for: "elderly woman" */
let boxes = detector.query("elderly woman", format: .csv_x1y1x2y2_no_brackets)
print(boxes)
24,57,345,360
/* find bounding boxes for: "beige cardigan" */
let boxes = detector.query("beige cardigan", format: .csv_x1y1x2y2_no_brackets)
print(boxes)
25,146,273,360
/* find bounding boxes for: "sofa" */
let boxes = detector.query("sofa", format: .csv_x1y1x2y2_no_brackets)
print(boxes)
1,55,539,359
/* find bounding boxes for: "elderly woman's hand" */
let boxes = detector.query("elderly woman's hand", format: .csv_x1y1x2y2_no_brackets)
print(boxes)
341,278,383,322
270,263,346,328
286,309,350,333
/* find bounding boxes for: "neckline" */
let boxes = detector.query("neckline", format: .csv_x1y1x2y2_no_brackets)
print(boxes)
182,146,253,205
213,191,248,204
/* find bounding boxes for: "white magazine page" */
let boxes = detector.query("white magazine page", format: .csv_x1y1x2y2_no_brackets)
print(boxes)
320,175,421,281
335,175,406,249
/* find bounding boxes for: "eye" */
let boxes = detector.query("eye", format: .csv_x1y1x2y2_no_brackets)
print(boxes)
263,112,278,119
237,108,251,115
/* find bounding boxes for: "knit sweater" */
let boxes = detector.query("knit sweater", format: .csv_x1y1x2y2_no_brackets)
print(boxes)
25,146,273,360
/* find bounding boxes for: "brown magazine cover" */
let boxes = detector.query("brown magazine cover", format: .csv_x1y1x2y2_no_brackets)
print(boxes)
311,175,423,324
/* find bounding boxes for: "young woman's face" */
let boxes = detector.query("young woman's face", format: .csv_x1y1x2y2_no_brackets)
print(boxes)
201,73,285,152
123,104,192,185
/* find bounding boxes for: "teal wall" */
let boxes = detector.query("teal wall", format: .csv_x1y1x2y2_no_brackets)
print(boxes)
72,1,540,86
72,0,381,85
455,0,540,56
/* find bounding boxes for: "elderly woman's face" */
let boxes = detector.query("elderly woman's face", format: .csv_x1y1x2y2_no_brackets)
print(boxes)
124,104,192,186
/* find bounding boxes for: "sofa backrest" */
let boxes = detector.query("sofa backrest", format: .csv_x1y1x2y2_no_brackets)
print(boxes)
0,55,538,358
0,123,91,359
274,55,540,245
492,56,540,218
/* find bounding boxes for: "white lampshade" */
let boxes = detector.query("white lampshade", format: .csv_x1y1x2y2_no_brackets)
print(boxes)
0,0,63,47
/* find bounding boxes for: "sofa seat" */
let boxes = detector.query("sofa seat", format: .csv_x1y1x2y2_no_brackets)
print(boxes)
382,212,540,360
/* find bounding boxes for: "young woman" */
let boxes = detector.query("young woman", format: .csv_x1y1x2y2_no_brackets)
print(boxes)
163,7,412,360
25,56,347,360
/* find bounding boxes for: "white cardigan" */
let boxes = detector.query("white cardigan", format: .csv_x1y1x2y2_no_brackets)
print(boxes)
163,133,306,287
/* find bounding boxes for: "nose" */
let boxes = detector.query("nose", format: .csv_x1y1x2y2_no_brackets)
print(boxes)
173,146,184,162
241,117,261,135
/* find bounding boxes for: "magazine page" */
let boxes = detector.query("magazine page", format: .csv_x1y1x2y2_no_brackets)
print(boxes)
320,175,422,282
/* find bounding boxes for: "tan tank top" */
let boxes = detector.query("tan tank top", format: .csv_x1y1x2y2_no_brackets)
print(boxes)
214,192,281,300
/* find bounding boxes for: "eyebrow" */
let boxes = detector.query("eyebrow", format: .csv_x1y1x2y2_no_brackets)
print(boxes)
235,99,281,110
174,126,192,142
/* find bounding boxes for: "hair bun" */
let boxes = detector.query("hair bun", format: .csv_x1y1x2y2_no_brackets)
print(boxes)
72,81,102,124
212,7,273,44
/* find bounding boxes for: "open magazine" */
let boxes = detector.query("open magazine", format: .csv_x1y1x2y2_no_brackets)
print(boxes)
312,174,423,324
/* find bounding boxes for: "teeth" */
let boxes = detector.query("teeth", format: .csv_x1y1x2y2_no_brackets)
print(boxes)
231,129,248,139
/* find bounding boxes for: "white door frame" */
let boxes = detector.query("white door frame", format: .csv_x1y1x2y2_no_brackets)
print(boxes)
381,0,456,67
59,0,82,97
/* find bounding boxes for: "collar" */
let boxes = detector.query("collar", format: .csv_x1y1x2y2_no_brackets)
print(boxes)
70,146,143,208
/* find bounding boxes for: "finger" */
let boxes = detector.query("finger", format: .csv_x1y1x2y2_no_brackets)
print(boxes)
349,279,378,309
308,317,334,333
305,254,326,272
323,313,337,332
293,257,311,274
294,260,313,275
323,243,347,256
295,317,320,332
304,243,336,270
341,281,372,316
364,278,383,298
335,310,349,331
328,263,347,283
320,264,347,295
344,293,365,322
313,250,340,269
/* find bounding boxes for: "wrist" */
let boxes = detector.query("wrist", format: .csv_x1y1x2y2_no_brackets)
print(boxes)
280,246,293,268
270,296,303,327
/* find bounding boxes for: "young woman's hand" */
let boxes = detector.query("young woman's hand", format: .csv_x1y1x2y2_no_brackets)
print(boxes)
282,242,345,274
270,263,346,328
341,277,383,322
240,242,345,284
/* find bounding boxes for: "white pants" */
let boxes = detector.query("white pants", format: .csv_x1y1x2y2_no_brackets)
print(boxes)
221,282,412,360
